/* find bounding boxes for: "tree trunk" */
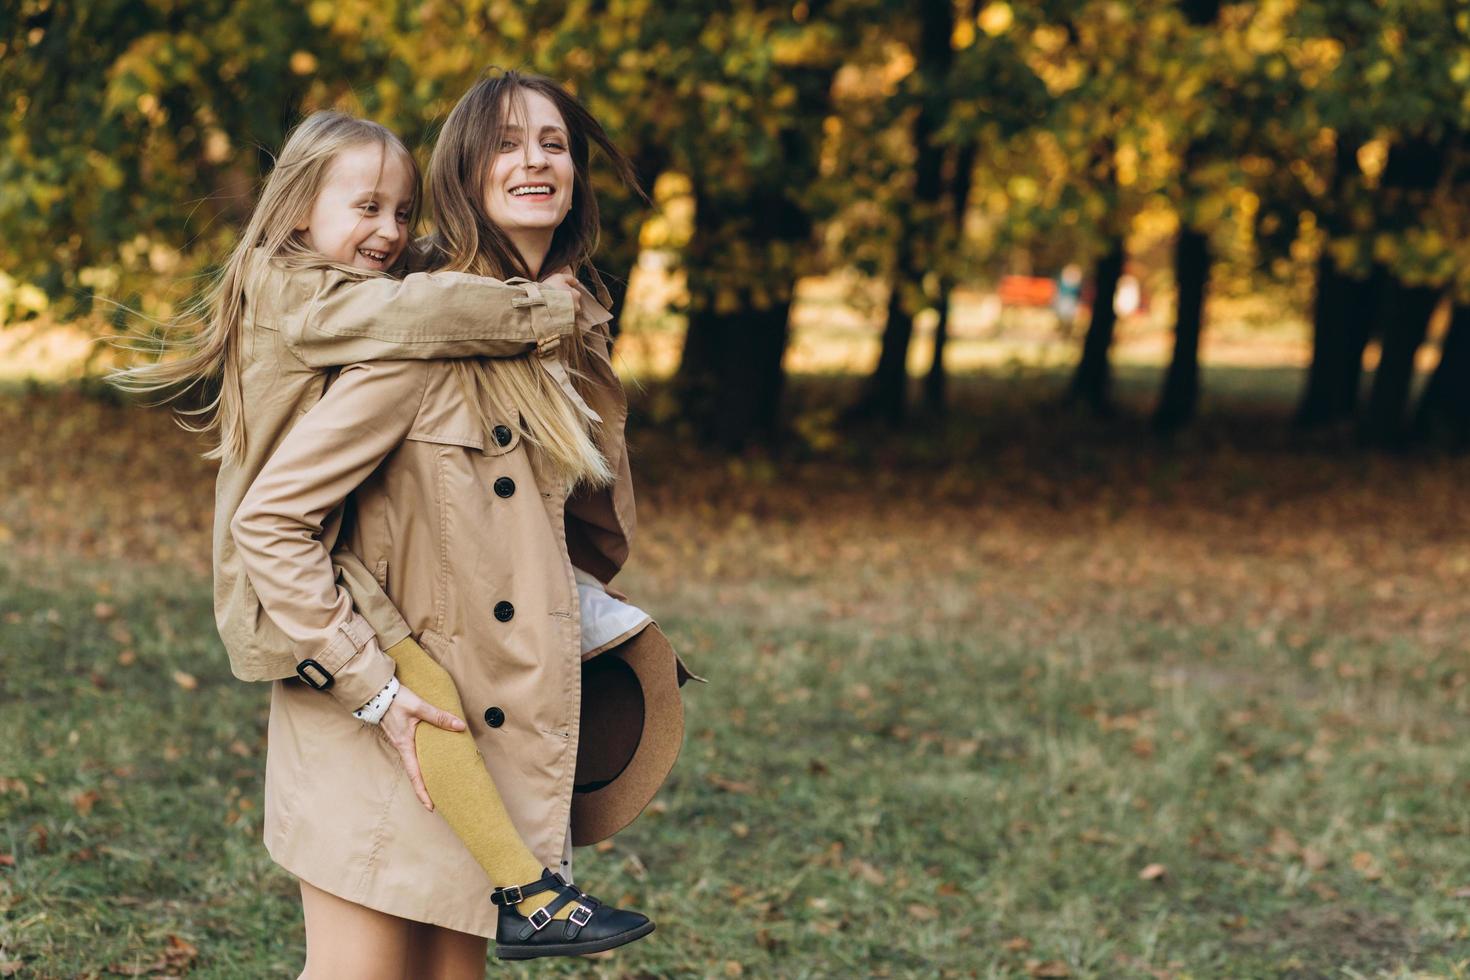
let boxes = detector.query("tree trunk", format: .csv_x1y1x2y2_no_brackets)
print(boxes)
1358,137,1449,447
1297,254,1363,426
1414,303,1470,444
1068,240,1126,415
1154,227,1210,432
850,0,953,424
1294,124,1376,428
924,292,951,417
677,294,792,448
862,281,916,422
924,141,977,416
675,61,834,447
1361,279,1440,448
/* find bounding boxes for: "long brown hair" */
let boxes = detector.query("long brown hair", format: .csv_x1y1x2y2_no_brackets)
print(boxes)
426,68,640,488
110,112,421,462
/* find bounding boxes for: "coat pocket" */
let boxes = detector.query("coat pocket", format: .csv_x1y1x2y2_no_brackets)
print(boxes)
406,362,522,455
372,557,389,592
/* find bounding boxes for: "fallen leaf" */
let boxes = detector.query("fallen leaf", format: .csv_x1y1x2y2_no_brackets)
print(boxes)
849,859,886,886
1267,827,1300,857
172,670,198,691
1139,863,1167,881
1003,936,1033,952
71,789,101,816
1026,960,1071,978
0,962,22,977
906,903,938,921
706,774,756,795
0,854,14,867
730,822,750,839
724,960,744,977
1301,846,1328,871
105,957,167,976
92,602,116,621
164,935,198,969
117,649,136,666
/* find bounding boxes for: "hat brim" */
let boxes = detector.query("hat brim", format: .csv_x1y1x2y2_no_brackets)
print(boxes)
570,622,688,846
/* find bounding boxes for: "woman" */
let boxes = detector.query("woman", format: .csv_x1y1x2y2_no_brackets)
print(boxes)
232,71,683,976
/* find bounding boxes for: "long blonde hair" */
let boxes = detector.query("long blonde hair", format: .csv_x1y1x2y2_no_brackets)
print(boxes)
426,70,641,489
110,111,421,463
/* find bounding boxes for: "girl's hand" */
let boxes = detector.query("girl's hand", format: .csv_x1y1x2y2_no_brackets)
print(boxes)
378,684,467,811
542,270,584,319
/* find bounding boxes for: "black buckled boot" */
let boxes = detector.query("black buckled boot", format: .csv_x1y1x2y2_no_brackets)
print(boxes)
491,868,654,960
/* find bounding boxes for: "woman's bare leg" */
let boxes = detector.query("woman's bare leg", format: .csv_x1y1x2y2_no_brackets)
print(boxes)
405,920,489,980
298,879,411,980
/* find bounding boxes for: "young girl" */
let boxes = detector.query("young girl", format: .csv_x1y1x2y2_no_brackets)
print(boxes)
116,107,664,972
230,73,687,974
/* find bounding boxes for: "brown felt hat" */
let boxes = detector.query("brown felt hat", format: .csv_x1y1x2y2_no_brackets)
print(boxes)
570,622,699,846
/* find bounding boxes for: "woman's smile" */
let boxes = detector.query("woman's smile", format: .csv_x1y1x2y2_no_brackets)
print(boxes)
508,182,556,200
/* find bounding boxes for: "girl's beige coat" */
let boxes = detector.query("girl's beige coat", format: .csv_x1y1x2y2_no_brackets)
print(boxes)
229,283,641,893
212,253,578,710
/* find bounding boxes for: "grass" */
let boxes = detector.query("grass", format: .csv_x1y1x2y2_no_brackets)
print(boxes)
4,368,1470,978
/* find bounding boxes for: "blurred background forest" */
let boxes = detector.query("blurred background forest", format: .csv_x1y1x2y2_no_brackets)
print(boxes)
4,0,1470,449
7,1,1470,977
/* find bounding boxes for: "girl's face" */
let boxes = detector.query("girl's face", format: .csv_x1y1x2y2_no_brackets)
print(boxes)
483,90,574,244
299,143,415,271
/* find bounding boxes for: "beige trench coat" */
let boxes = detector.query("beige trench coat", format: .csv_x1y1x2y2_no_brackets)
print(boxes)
232,296,644,936
214,251,578,710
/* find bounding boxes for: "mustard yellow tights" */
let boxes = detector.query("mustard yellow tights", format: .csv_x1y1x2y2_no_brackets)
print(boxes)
383,637,572,920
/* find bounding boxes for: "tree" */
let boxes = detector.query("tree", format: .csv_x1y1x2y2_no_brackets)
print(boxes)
0,0,355,320
848,0,957,425
1152,0,1221,433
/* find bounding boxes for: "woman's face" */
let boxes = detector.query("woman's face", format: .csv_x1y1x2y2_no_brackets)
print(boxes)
483,90,574,244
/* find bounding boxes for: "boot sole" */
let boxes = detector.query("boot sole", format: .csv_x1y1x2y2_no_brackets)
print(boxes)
495,920,655,960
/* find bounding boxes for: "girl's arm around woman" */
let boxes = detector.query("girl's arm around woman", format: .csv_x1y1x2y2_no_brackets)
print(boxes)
230,357,428,710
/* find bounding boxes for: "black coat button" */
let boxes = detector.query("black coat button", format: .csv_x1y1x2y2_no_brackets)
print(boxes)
493,477,516,498
494,601,515,622
483,706,505,728
493,424,513,447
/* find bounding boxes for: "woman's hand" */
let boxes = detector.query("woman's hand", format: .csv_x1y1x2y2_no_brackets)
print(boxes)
542,270,584,319
378,683,467,811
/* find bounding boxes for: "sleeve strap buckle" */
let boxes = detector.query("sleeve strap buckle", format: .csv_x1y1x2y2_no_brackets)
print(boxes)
295,659,335,691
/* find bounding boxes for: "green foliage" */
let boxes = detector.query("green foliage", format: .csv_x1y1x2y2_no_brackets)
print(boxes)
4,0,1470,325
